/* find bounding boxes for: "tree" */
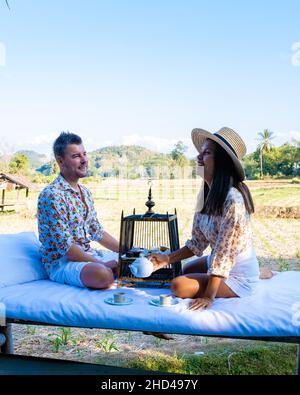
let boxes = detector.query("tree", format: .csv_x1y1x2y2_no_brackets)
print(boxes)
257,129,275,177
8,153,29,174
37,160,59,176
171,141,189,167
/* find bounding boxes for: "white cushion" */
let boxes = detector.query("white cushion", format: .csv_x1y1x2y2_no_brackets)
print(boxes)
0,232,48,288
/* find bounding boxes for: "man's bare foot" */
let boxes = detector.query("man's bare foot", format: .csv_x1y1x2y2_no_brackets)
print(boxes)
259,267,273,279
143,331,174,340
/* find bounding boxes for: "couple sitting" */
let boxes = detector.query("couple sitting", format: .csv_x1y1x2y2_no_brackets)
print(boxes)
38,128,268,313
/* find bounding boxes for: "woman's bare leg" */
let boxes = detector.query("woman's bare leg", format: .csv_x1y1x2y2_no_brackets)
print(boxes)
171,273,238,299
182,256,208,274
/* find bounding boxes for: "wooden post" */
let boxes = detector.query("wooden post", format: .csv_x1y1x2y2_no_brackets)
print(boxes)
1,189,5,212
0,324,14,354
297,344,300,376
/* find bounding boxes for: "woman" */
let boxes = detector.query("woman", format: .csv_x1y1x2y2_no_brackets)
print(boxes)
150,127,261,311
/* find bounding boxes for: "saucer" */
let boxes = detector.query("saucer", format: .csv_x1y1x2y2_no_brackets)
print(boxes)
149,298,179,307
104,297,133,306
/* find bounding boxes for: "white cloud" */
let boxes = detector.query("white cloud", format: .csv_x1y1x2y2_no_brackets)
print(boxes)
275,130,300,144
30,133,58,146
12,132,59,159
0,42,6,66
291,41,300,67
0,138,16,156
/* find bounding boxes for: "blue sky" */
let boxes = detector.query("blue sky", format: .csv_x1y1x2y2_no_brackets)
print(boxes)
0,0,299,158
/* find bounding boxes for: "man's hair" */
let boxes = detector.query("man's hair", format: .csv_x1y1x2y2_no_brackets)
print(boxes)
53,132,82,158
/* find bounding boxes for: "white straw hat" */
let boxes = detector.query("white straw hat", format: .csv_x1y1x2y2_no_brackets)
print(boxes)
191,126,247,180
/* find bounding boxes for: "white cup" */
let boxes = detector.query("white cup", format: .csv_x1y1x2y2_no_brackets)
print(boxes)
114,292,126,304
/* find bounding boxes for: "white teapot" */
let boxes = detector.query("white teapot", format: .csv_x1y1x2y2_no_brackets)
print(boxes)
129,255,153,278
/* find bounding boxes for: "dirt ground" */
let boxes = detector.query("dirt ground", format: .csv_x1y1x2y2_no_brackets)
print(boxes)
11,323,248,367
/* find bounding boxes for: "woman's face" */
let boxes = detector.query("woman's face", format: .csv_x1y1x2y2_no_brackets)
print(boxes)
197,139,216,186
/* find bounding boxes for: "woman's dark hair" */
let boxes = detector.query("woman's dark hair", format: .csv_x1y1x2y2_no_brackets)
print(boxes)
53,132,82,158
201,139,254,216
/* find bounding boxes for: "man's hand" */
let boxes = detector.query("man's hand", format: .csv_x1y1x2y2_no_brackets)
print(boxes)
148,253,169,272
188,297,213,311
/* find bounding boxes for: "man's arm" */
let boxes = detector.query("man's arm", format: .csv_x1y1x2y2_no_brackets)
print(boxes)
65,244,103,263
98,230,119,253
65,244,118,274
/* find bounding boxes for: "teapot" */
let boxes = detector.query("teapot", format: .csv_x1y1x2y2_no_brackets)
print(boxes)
129,254,153,278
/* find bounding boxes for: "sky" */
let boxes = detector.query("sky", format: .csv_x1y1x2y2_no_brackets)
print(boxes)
0,0,299,159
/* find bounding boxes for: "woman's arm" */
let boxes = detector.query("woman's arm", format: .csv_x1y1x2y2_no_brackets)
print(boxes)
188,275,222,310
150,246,194,271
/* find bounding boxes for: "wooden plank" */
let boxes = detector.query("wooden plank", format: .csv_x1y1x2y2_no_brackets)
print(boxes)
0,354,169,375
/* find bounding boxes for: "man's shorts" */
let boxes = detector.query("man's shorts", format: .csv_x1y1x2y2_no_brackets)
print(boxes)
47,250,119,288
48,259,89,288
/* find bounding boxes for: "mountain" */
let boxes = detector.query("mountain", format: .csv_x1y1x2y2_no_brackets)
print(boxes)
89,145,171,165
34,145,191,177
16,150,49,170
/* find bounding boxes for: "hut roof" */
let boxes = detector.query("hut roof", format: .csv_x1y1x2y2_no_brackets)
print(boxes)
0,173,37,190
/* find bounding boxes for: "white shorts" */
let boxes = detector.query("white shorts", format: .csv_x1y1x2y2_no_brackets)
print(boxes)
48,249,118,288
207,248,260,297
48,259,89,288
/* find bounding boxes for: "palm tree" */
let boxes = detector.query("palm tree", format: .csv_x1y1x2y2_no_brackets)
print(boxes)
257,129,275,177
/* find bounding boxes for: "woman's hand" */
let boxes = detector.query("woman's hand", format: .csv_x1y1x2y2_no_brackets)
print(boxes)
188,297,213,311
148,253,169,272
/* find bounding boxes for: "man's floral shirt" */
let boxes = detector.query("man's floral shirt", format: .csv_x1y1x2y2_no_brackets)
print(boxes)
37,174,104,272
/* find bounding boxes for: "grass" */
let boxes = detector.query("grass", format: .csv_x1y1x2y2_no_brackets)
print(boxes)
125,343,297,375
250,186,300,207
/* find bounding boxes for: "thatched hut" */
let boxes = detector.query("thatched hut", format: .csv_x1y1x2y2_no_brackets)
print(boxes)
0,173,36,212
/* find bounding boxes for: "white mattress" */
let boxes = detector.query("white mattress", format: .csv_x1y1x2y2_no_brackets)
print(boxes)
0,271,300,338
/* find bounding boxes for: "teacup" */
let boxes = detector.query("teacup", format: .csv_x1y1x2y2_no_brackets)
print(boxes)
159,294,172,306
129,256,153,278
113,292,126,304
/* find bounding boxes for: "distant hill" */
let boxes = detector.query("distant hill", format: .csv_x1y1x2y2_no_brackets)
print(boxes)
34,144,191,178
16,150,49,170
87,145,173,176
89,145,171,165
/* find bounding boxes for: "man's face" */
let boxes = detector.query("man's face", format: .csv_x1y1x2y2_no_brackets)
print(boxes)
57,143,88,179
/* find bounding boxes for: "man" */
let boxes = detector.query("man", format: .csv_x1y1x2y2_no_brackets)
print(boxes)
37,132,119,289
